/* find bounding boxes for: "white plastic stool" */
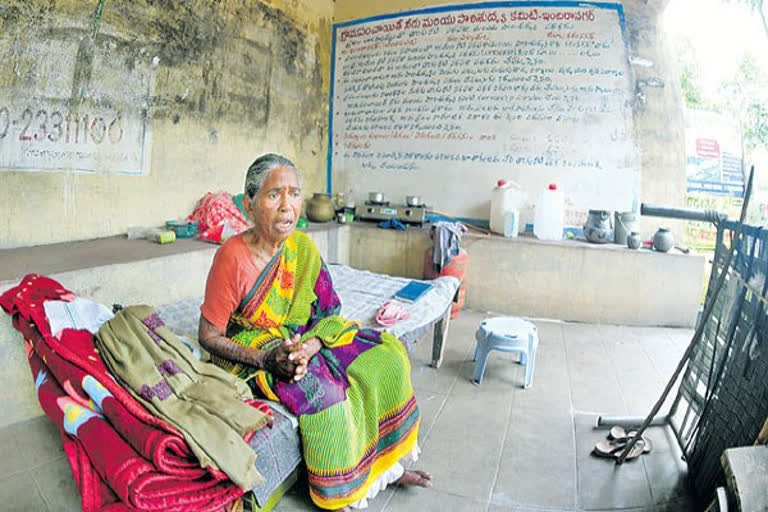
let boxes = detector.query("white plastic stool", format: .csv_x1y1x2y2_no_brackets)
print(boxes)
473,317,538,388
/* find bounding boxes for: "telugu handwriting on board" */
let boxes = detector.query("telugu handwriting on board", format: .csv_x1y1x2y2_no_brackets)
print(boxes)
330,3,638,217
335,8,629,171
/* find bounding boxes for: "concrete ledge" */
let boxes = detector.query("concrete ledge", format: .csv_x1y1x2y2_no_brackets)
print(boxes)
0,222,348,283
462,234,705,327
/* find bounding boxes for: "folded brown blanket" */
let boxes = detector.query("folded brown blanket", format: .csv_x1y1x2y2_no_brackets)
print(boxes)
96,305,271,490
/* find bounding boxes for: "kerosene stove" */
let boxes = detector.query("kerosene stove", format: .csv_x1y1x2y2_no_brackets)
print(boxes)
355,196,428,226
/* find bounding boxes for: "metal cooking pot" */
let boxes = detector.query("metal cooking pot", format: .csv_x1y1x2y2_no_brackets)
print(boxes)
368,192,386,203
583,209,612,244
405,195,423,207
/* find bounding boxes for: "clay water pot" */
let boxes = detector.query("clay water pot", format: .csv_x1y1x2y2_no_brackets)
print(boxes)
653,227,674,253
627,231,642,250
306,193,335,223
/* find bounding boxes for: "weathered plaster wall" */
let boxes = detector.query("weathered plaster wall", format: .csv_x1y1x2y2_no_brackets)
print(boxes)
334,0,687,240
1,1,685,248
0,0,333,249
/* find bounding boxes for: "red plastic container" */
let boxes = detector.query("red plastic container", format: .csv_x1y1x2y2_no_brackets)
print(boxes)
423,248,468,318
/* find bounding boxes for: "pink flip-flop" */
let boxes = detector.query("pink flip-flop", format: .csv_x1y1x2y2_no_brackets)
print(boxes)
375,301,410,327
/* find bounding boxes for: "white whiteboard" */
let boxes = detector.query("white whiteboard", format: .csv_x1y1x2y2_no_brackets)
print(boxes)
329,2,639,225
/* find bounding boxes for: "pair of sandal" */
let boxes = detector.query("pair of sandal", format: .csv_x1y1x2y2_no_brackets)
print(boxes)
592,426,653,461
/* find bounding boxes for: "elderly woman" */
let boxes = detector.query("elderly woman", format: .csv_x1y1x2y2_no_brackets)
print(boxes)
198,153,431,511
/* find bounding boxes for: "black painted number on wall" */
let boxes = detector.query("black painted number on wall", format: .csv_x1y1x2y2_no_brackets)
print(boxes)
34,110,48,141
90,117,106,144
49,111,64,142
1,106,126,145
0,107,9,139
108,115,123,144
19,108,33,141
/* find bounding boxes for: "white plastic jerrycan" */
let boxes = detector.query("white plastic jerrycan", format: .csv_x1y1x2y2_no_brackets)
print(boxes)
533,183,564,241
489,179,525,236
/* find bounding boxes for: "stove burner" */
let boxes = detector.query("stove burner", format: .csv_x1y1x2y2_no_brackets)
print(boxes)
355,201,429,226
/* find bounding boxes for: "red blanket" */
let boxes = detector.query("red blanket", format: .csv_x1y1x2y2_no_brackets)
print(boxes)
0,275,251,511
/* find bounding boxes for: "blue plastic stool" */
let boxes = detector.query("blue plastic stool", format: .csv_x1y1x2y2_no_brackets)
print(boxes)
473,317,539,388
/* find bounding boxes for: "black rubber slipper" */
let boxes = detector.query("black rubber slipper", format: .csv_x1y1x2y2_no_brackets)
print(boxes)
606,426,653,453
592,438,647,460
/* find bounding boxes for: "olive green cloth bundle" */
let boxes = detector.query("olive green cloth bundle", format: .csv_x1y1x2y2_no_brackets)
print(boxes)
96,305,271,490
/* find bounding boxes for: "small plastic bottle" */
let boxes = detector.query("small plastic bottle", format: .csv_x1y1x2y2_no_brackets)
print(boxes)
503,209,519,238
533,183,564,241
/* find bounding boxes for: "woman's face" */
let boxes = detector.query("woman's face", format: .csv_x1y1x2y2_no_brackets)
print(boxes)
246,166,302,243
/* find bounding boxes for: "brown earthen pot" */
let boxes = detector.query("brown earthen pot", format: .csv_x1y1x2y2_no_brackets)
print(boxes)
306,193,335,223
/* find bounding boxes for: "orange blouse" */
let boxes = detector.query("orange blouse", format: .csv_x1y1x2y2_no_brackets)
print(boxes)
200,235,261,331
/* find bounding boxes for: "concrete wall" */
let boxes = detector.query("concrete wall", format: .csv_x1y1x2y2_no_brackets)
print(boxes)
462,234,703,326
349,224,431,278
0,0,333,249
334,0,687,241
1,0,687,249
345,223,704,327
621,0,687,238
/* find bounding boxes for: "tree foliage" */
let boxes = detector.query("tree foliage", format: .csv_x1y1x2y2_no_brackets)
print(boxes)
718,54,768,150
673,17,768,151
674,36,707,109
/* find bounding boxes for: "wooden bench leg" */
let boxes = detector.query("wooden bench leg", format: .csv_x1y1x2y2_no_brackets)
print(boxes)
431,305,451,368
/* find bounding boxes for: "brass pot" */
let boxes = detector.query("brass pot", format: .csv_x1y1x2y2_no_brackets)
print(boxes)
306,193,335,223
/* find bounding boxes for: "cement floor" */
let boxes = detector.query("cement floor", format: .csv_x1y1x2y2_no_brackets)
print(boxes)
0,310,697,511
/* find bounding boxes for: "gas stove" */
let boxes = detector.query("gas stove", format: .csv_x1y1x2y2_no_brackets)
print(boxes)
355,200,428,226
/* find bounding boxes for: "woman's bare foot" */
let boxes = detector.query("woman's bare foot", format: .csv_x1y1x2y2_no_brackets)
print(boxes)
396,469,432,488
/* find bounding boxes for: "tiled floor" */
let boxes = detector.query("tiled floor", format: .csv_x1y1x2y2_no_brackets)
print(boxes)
0,310,698,511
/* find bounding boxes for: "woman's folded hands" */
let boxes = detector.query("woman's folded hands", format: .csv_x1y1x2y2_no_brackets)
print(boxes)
264,334,322,382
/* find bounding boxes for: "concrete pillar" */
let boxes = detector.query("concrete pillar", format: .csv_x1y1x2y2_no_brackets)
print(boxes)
622,0,688,240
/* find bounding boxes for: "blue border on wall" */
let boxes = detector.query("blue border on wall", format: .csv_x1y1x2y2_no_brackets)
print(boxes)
327,1,627,193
